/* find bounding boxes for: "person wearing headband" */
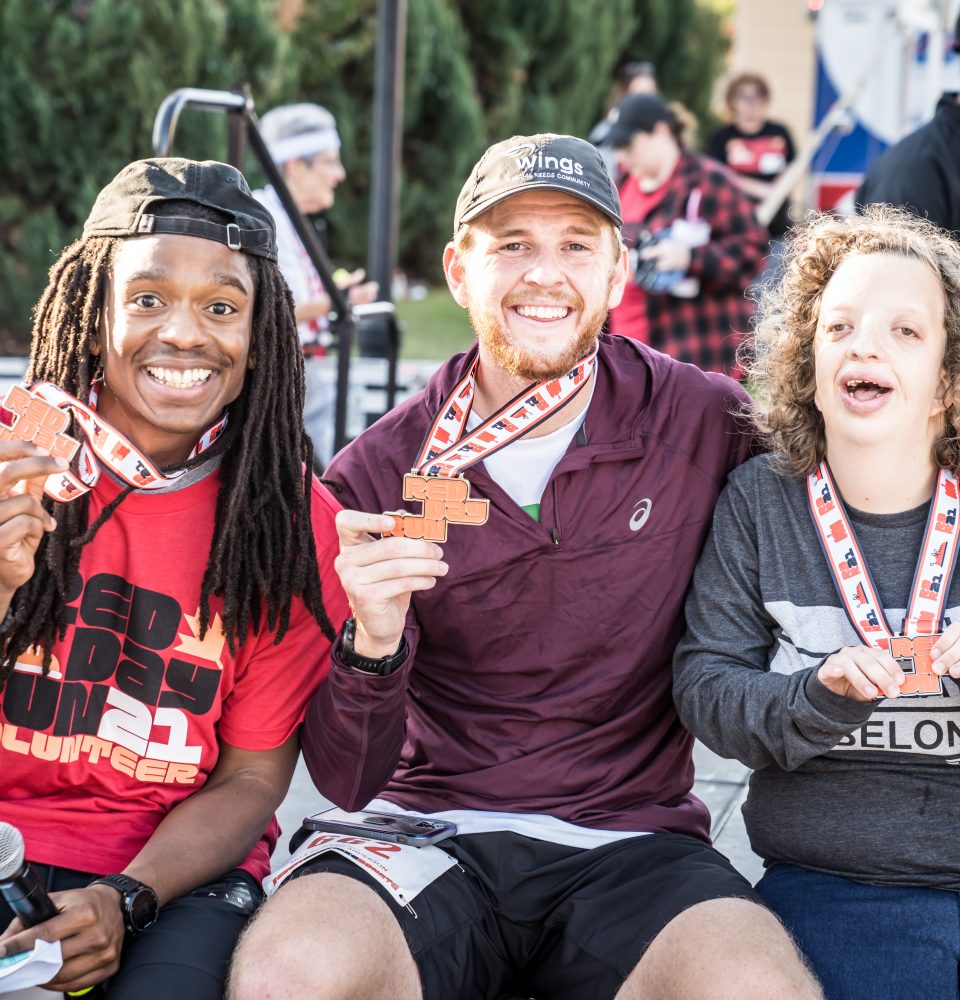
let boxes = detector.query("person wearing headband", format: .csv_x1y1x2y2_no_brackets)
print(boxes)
255,103,378,465
0,157,349,997
675,206,960,999
230,134,823,1000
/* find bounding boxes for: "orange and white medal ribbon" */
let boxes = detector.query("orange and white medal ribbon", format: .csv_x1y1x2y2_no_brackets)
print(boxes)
384,348,598,542
808,461,960,696
0,381,227,503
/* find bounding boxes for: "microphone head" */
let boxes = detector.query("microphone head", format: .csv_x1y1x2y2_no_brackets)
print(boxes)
0,823,25,880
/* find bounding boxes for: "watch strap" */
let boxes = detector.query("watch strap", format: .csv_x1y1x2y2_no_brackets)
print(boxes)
89,874,158,935
339,618,407,676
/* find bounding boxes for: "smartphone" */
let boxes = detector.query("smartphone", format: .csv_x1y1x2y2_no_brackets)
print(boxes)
302,807,457,847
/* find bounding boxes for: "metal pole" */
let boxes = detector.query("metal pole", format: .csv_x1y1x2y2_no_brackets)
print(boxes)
152,87,355,453
368,0,407,305
225,86,251,168
245,117,354,453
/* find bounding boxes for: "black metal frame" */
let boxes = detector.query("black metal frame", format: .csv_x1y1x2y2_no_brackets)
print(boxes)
151,86,400,453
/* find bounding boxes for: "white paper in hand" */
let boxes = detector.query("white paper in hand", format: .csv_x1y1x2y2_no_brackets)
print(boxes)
0,938,63,992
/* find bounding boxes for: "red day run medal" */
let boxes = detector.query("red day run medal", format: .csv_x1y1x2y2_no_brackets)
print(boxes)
0,382,227,503
383,348,598,542
808,461,960,696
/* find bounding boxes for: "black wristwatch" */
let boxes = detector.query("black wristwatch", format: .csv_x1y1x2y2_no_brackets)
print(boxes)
89,874,159,935
339,617,407,676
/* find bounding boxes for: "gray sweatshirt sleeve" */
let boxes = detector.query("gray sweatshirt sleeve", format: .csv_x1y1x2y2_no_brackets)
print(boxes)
673,470,874,771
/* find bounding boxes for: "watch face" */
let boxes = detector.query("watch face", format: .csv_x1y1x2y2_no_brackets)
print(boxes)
126,886,159,933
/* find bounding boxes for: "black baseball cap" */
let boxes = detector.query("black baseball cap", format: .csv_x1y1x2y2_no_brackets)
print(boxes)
605,94,674,149
83,158,277,262
454,133,622,231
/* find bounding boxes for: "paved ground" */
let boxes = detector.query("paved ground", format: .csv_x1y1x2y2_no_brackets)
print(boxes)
273,742,763,883
689,741,763,883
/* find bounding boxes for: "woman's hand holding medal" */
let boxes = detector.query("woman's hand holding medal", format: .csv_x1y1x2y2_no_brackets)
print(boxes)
817,622,960,701
817,646,905,702
930,624,960,679
0,440,68,606
334,509,449,657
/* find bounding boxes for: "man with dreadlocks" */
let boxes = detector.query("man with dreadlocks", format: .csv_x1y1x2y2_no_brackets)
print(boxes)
0,158,348,998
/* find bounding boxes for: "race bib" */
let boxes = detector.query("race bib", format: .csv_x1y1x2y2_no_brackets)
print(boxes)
264,831,458,908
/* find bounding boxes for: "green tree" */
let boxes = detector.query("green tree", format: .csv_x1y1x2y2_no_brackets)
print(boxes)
621,0,733,143
0,0,290,346
0,0,734,341
286,0,730,282
455,0,637,140
286,0,484,280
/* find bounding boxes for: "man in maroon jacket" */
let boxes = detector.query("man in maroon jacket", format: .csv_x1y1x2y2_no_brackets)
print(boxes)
229,135,822,1000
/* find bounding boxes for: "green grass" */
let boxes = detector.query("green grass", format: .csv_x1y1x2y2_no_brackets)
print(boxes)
395,288,475,360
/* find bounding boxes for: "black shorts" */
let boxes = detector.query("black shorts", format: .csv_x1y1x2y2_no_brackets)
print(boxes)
288,829,761,1000
0,863,261,999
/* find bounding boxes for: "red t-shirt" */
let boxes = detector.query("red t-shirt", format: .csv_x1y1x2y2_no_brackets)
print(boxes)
0,470,349,880
608,176,670,343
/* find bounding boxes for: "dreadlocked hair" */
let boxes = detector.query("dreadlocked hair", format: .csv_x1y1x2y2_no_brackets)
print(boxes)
0,200,335,688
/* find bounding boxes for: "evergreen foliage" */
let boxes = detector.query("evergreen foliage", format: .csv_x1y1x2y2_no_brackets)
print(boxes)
0,0,732,342
0,0,290,346
281,0,730,281
625,0,732,141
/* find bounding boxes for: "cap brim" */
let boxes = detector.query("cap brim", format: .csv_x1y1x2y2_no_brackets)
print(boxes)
459,182,622,229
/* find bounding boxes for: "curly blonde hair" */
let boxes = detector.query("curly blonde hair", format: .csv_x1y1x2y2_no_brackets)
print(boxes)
747,204,960,475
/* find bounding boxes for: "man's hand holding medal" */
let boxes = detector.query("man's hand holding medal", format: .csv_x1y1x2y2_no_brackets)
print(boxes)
334,509,449,658
0,385,78,609
0,440,68,604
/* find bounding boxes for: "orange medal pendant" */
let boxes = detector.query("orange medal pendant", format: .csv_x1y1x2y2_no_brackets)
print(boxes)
383,473,490,543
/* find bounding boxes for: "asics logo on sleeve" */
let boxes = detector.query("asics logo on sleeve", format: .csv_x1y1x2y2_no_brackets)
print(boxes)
629,499,653,532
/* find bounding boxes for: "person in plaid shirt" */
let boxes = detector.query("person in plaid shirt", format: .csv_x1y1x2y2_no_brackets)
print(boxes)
605,93,768,377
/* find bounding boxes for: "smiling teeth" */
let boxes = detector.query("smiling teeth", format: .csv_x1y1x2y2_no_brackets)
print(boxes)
147,367,213,389
515,305,569,320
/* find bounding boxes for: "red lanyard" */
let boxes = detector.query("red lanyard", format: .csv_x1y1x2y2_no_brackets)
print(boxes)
0,381,227,502
808,461,960,695
414,347,597,477
383,349,597,542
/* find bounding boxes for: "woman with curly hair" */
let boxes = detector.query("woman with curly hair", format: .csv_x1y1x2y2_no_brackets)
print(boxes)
674,205,960,1000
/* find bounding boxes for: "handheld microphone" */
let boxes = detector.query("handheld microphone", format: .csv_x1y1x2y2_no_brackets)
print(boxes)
0,822,58,926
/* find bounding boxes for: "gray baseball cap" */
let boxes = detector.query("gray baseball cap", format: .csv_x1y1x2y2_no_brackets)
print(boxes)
454,133,623,231
83,158,277,261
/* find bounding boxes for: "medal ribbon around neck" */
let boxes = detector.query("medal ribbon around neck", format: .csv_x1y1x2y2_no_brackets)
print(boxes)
0,381,227,503
413,346,598,477
383,348,598,543
807,460,960,646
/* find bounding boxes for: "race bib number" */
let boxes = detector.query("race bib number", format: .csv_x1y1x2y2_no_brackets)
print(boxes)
264,832,458,908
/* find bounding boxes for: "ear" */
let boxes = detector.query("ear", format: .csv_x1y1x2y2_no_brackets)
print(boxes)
442,243,470,310
247,353,256,371
933,367,954,418
89,334,101,358
607,241,630,311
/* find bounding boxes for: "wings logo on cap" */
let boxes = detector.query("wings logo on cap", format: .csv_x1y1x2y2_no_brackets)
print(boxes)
502,143,536,158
